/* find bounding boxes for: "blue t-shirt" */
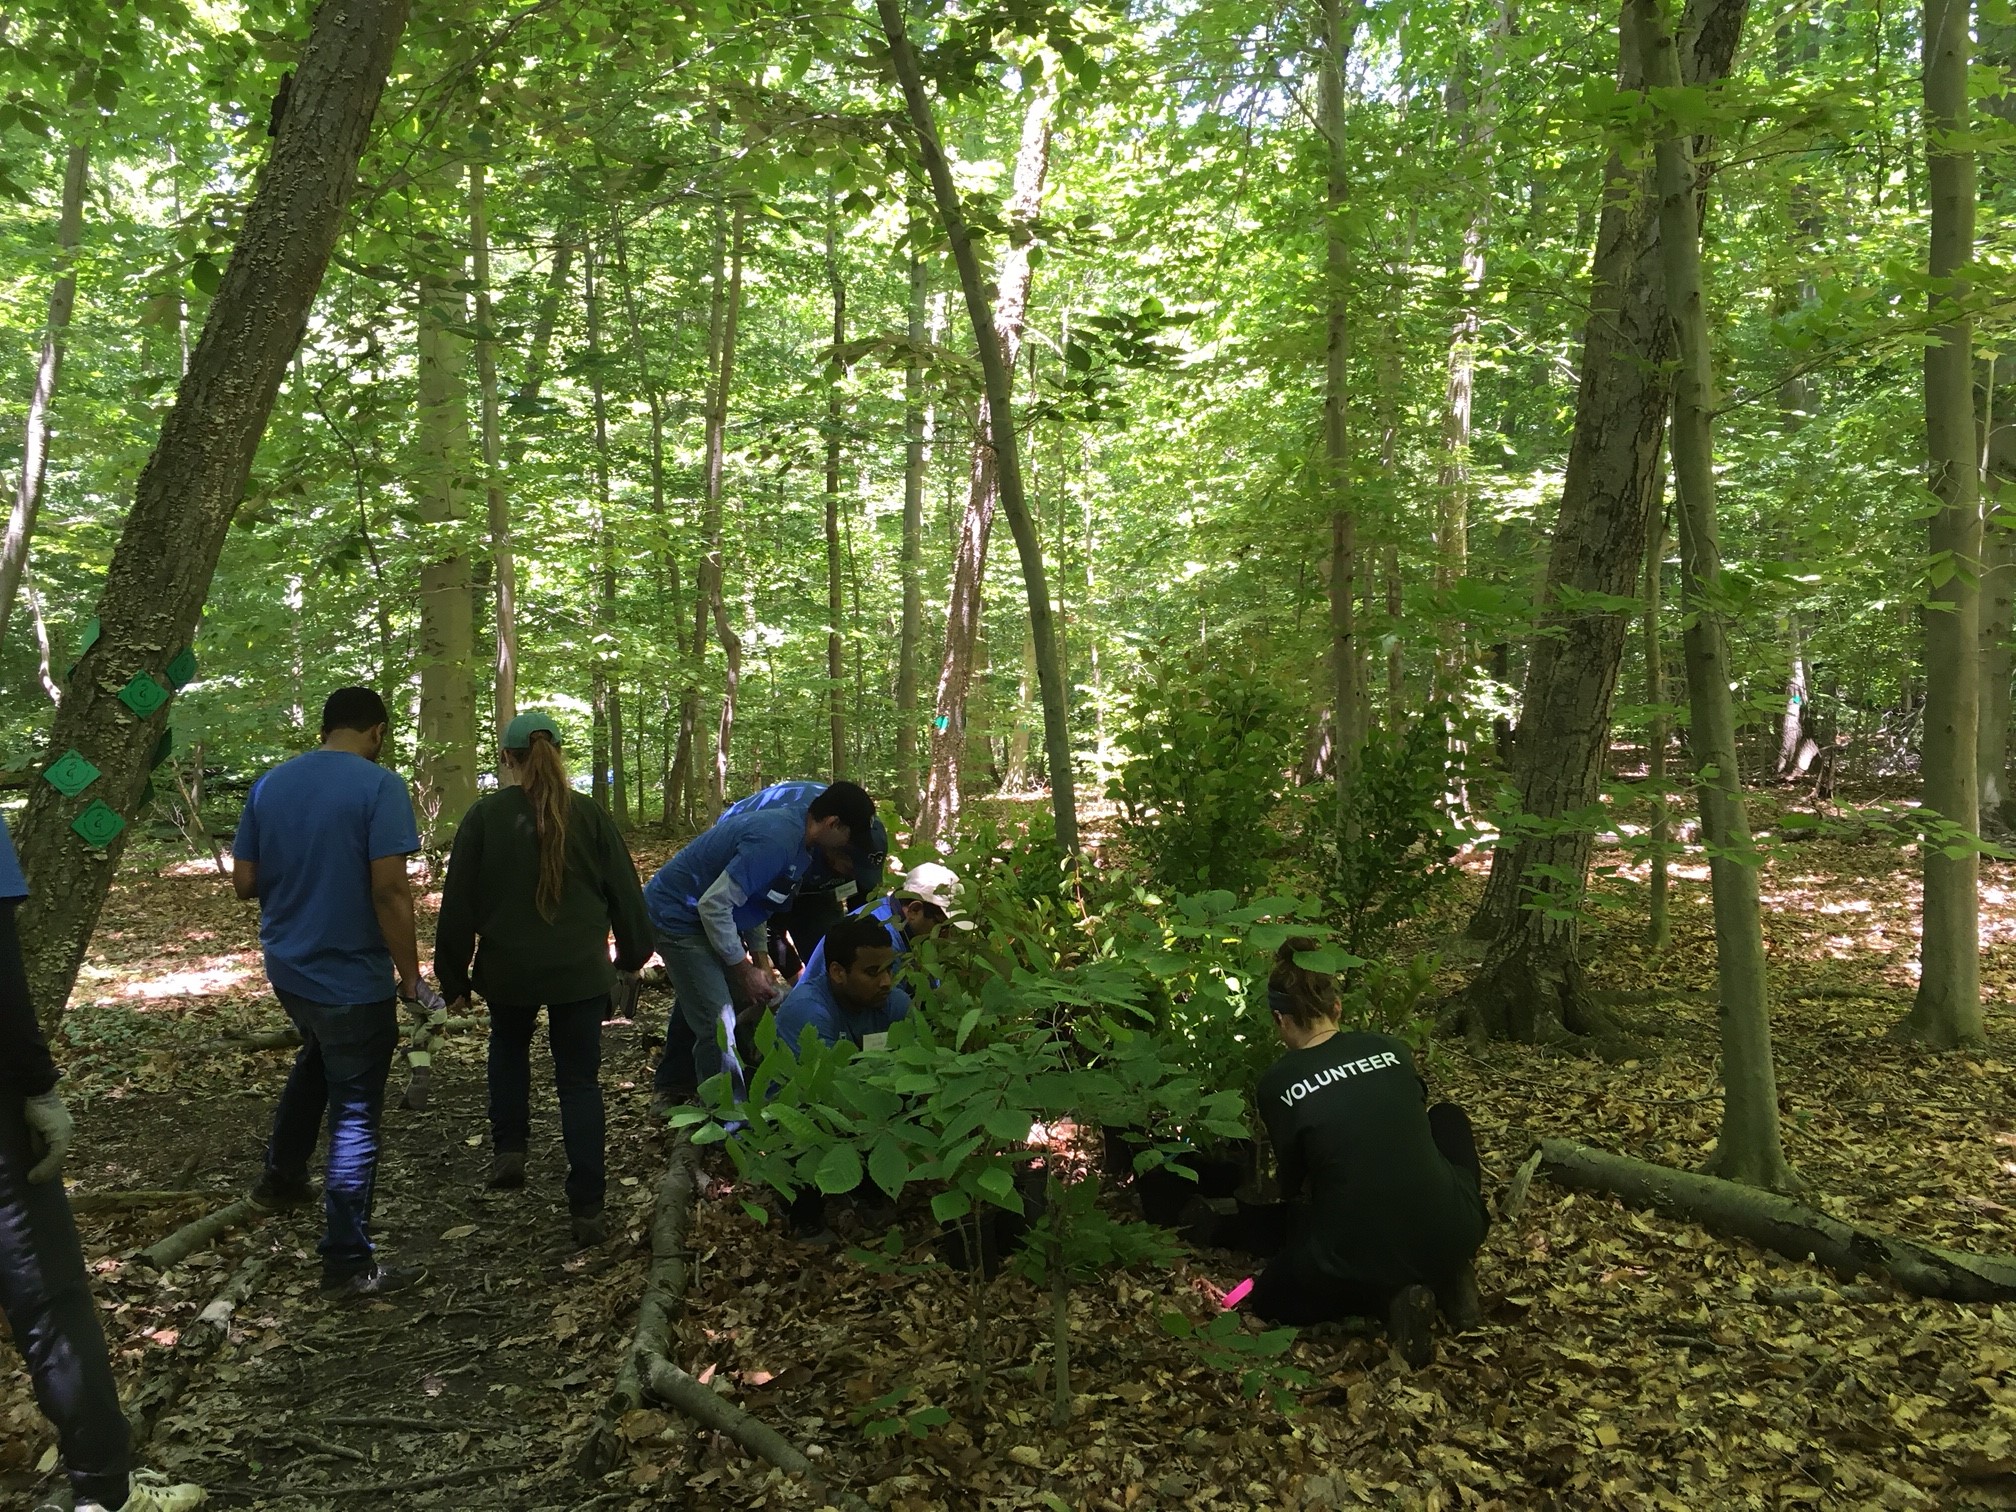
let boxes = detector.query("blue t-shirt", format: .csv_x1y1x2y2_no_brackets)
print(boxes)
801,894,904,981
725,781,885,903
0,814,26,900
233,749,421,1005
773,968,911,1052
643,802,815,941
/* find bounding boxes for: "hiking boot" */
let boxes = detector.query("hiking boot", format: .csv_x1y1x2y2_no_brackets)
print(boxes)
320,1264,427,1301
248,1168,313,1211
486,1151,527,1190
78,1470,207,1512
1436,1264,1484,1333
1386,1284,1437,1369
571,1209,608,1247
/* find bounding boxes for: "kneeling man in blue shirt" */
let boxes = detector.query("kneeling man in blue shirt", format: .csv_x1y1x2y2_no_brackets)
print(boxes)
774,912,912,1053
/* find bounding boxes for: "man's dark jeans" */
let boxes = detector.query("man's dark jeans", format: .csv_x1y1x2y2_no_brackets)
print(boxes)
488,997,606,1216
264,989,398,1281
0,1094,131,1507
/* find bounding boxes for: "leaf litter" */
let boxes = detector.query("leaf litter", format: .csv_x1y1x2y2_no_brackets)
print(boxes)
0,825,2011,1510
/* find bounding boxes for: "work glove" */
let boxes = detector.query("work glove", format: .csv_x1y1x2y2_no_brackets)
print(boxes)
399,979,449,1110
24,1090,75,1183
401,978,448,1017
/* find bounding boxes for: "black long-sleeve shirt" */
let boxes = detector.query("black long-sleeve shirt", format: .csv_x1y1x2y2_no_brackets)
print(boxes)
1,900,59,1097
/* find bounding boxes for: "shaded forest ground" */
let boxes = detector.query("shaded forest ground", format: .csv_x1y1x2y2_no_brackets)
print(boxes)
1,799,2013,1510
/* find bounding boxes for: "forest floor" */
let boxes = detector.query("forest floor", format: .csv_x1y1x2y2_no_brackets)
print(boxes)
3,798,2015,1511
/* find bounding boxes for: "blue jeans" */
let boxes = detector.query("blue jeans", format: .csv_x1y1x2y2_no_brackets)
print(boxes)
488,997,606,1215
264,989,398,1280
651,933,737,1093
0,1094,130,1507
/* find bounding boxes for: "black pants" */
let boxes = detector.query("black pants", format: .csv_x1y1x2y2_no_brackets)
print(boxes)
767,891,845,980
0,1094,131,1507
1245,1102,1484,1326
488,997,606,1216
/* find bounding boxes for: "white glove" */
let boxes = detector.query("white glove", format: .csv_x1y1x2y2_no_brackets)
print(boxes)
24,1091,74,1183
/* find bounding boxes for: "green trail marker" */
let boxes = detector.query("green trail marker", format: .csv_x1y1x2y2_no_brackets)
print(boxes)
72,801,126,848
44,750,101,798
166,646,198,688
118,672,170,718
151,729,174,769
77,617,100,656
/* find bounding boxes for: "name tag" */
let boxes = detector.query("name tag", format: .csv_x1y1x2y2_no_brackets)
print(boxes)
860,1032,889,1053
835,881,858,902
765,888,791,905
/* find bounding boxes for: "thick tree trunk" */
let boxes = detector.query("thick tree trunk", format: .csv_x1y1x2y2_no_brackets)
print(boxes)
1899,0,1985,1049
13,0,411,1023
824,220,848,777
1459,0,1747,1041
1537,1139,2016,1301
469,162,514,751
413,257,480,847
895,242,928,818
915,86,1055,846
1319,0,1364,825
0,138,89,651
1635,0,1791,1190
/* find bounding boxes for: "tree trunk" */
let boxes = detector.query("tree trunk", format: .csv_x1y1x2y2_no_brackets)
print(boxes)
586,241,627,827
1898,0,1985,1050
12,0,411,1024
1319,0,1365,827
703,213,746,815
895,240,928,818
824,218,848,777
1459,0,1748,1041
1643,487,1671,952
413,255,480,848
1979,501,2014,818
1634,0,1791,1190
0,138,89,651
469,161,514,752
1536,1139,2016,1301
914,85,1056,847
1775,612,1807,775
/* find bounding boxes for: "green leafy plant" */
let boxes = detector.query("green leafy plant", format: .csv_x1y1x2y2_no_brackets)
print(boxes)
1325,706,1473,959
1157,1308,1311,1408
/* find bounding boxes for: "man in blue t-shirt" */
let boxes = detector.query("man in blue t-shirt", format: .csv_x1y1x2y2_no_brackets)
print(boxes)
0,817,206,1512
774,911,914,1053
720,780,888,976
644,779,876,1108
233,687,438,1300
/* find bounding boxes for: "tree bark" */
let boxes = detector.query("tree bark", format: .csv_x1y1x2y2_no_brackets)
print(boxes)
0,138,89,651
1458,0,1748,1042
895,240,928,818
414,252,480,847
914,84,1056,847
469,162,514,751
1536,1139,2016,1301
1643,486,1670,951
1634,0,1791,1190
13,0,411,1023
824,217,848,777
585,240,627,827
1979,501,2015,818
1898,0,1985,1049
1319,0,1364,827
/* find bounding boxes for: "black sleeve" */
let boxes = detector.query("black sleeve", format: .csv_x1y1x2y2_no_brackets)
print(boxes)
433,801,485,1002
598,807,655,972
1257,1080,1306,1201
0,900,59,1096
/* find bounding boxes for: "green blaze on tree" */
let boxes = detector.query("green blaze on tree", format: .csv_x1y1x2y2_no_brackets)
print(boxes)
13,0,415,1024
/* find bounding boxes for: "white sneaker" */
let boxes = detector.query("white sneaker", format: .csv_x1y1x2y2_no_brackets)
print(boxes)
79,1470,207,1512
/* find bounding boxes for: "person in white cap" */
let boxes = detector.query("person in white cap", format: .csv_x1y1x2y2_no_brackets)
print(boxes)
798,859,963,982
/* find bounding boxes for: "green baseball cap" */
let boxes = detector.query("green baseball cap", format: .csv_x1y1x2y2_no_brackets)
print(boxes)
502,711,561,751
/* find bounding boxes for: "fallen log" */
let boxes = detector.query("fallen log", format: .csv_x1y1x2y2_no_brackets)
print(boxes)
139,1197,261,1270
1536,1139,2016,1302
645,1357,873,1512
128,1253,267,1443
66,1189,213,1215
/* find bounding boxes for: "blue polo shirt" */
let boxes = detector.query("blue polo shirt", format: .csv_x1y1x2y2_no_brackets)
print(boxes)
643,801,814,942
233,749,421,1005
801,894,904,981
773,968,911,1052
0,814,25,900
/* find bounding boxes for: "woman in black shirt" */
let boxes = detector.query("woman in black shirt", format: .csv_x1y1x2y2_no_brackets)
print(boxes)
1246,939,1486,1365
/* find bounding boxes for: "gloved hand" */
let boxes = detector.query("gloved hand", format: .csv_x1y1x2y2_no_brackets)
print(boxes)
401,978,447,1016
24,1091,74,1183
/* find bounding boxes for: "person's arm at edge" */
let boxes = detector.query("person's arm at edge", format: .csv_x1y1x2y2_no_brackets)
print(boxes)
1258,1083,1306,1200
600,807,654,972
433,802,483,1002
371,854,422,997
231,779,261,901
0,900,58,1097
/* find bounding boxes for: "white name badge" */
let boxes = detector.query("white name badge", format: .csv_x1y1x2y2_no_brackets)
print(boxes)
859,1032,889,1053
836,881,858,902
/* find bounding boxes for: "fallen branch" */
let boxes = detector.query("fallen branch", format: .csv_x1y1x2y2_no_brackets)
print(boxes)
198,1016,478,1054
1751,1283,1893,1306
615,1133,700,1415
289,1460,532,1496
66,1188,213,1215
139,1197,261,1270
645,1357,871,1512
1536,1139,2016,1302
266,1427,365,1462
126,1253,267,1443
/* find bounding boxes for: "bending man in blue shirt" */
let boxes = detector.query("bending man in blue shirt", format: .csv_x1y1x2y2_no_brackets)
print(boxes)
719,780,887,976
644,780,875,1109
233,687,440,1300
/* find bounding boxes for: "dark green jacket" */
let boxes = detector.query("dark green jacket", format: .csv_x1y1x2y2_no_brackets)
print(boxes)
434,788,653,1007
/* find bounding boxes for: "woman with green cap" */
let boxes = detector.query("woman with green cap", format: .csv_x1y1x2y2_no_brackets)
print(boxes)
435,712,653,1245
